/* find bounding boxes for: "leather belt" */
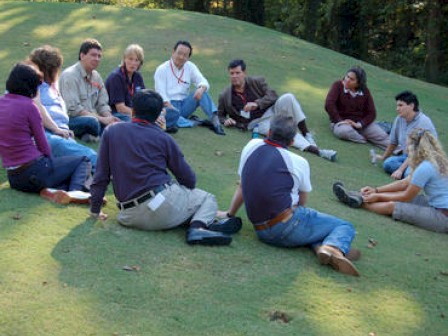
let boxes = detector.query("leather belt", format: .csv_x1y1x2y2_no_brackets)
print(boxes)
7,156,43,175
438,208,448,217
117,182,172,210
254,208,294,231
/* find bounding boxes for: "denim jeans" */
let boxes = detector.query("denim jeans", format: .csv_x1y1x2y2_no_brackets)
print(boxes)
165,92,217,128
255,206,356,254
45,131,97,174
383,154,410,177
7,156,91,193
69,115,101,138
112,111,131,122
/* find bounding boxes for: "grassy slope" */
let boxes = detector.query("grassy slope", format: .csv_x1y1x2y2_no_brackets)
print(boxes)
0,1,447,335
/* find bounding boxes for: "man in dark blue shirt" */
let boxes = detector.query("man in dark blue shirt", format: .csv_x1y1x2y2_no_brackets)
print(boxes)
219,112,360,275
89,89,241,245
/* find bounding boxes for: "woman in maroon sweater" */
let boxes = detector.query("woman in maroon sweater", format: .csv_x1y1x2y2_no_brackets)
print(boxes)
325,66,389,149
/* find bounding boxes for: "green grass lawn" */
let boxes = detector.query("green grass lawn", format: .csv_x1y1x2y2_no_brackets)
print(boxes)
0,1,447,335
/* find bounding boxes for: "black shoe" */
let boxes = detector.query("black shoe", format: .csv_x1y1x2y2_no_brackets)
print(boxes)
166,126,178,134
188,115,205,126
208,217,242,234
211,123,226,135
186,228,232,246
332,182,363,208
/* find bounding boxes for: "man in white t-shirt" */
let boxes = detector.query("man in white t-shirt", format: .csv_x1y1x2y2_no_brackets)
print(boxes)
154,40,225,135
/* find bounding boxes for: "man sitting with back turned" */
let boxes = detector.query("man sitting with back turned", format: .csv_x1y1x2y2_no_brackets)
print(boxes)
59,38,120,142
218,59,337,161
89,89,241,245
218,112,360,276
154,40,225,135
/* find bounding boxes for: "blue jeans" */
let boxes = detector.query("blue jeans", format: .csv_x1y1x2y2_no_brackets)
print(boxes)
112,111,131,122
69,116,101,138
255,206,356,254
383,154,410,177
165,92,217,128
7,156,91,193
45,131,97,174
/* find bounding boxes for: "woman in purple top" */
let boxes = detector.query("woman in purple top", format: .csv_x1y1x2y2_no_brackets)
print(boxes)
0,63,92,203
105,44,145,122
325,66,389,149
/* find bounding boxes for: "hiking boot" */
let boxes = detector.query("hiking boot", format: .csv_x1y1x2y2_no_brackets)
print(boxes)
319,149,337,162
332,182,363,208
317,245,360,276
305,132,317,147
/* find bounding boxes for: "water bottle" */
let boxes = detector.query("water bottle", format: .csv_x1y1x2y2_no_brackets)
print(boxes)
252,124,261,139
369,149,377,166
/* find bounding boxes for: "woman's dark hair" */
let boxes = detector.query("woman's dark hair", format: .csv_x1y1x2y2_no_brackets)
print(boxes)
6,63,41,98
346,66,367,92
29,45,63,84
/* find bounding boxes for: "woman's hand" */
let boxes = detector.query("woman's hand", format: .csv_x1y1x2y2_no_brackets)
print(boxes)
361,186,375,195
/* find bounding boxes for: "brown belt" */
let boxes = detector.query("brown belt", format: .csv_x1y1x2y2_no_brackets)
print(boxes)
7,157,42,175
254,208,294,231
438,208,448,217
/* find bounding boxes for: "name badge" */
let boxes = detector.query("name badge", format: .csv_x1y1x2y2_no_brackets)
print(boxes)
147,193,166,211
240,110,251,119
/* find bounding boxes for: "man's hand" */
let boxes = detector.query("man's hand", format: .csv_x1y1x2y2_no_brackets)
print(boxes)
90,211,108,220
243,102,258,112
224,118,236,127
193,86,206,101
216,210,230,219
98,115,120,126
54,128,73,139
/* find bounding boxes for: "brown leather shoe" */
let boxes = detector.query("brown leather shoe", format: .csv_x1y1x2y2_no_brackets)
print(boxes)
40,188,71,205
317,245,360,276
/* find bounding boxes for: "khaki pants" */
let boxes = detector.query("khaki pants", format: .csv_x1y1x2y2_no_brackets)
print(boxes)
248,93,311,151
117,183,217,231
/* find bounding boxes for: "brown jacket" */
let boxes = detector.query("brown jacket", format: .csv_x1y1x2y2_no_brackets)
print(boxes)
218,76,278,128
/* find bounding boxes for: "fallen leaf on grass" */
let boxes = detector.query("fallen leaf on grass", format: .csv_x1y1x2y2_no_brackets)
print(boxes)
367,238,378,248
12,213,21,220
268,310,290,323
122,265,141,272
22,42,30,46
215,150,223,157
368,332,376,336
439,271,448,276
42,281,48,286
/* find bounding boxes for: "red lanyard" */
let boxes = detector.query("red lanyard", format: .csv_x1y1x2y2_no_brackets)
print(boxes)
235,91,247,106
132,118,151,125
84,76,102,90
169,59,188,84
121,66,135,97
264,138,286,148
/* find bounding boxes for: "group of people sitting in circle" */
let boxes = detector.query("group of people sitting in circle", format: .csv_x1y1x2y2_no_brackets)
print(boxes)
0,38,446,278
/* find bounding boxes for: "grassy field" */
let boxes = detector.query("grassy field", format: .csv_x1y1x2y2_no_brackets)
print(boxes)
0,1,447,335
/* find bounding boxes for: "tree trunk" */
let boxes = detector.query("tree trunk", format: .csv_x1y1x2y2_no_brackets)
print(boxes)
425,0,442,83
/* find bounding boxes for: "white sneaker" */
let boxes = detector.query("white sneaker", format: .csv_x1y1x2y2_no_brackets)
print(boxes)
305,132,317,147
319,149,337,162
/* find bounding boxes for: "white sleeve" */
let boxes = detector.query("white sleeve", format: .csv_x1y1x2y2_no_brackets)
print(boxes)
188,62,209,90
154,64,169,102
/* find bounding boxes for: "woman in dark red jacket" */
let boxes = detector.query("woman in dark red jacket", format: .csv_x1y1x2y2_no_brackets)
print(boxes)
325,66,389,149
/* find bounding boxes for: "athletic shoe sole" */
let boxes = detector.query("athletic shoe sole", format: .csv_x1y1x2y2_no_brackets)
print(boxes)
333,183,363,208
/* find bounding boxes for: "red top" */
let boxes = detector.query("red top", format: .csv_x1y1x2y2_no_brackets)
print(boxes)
324,80,377,127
